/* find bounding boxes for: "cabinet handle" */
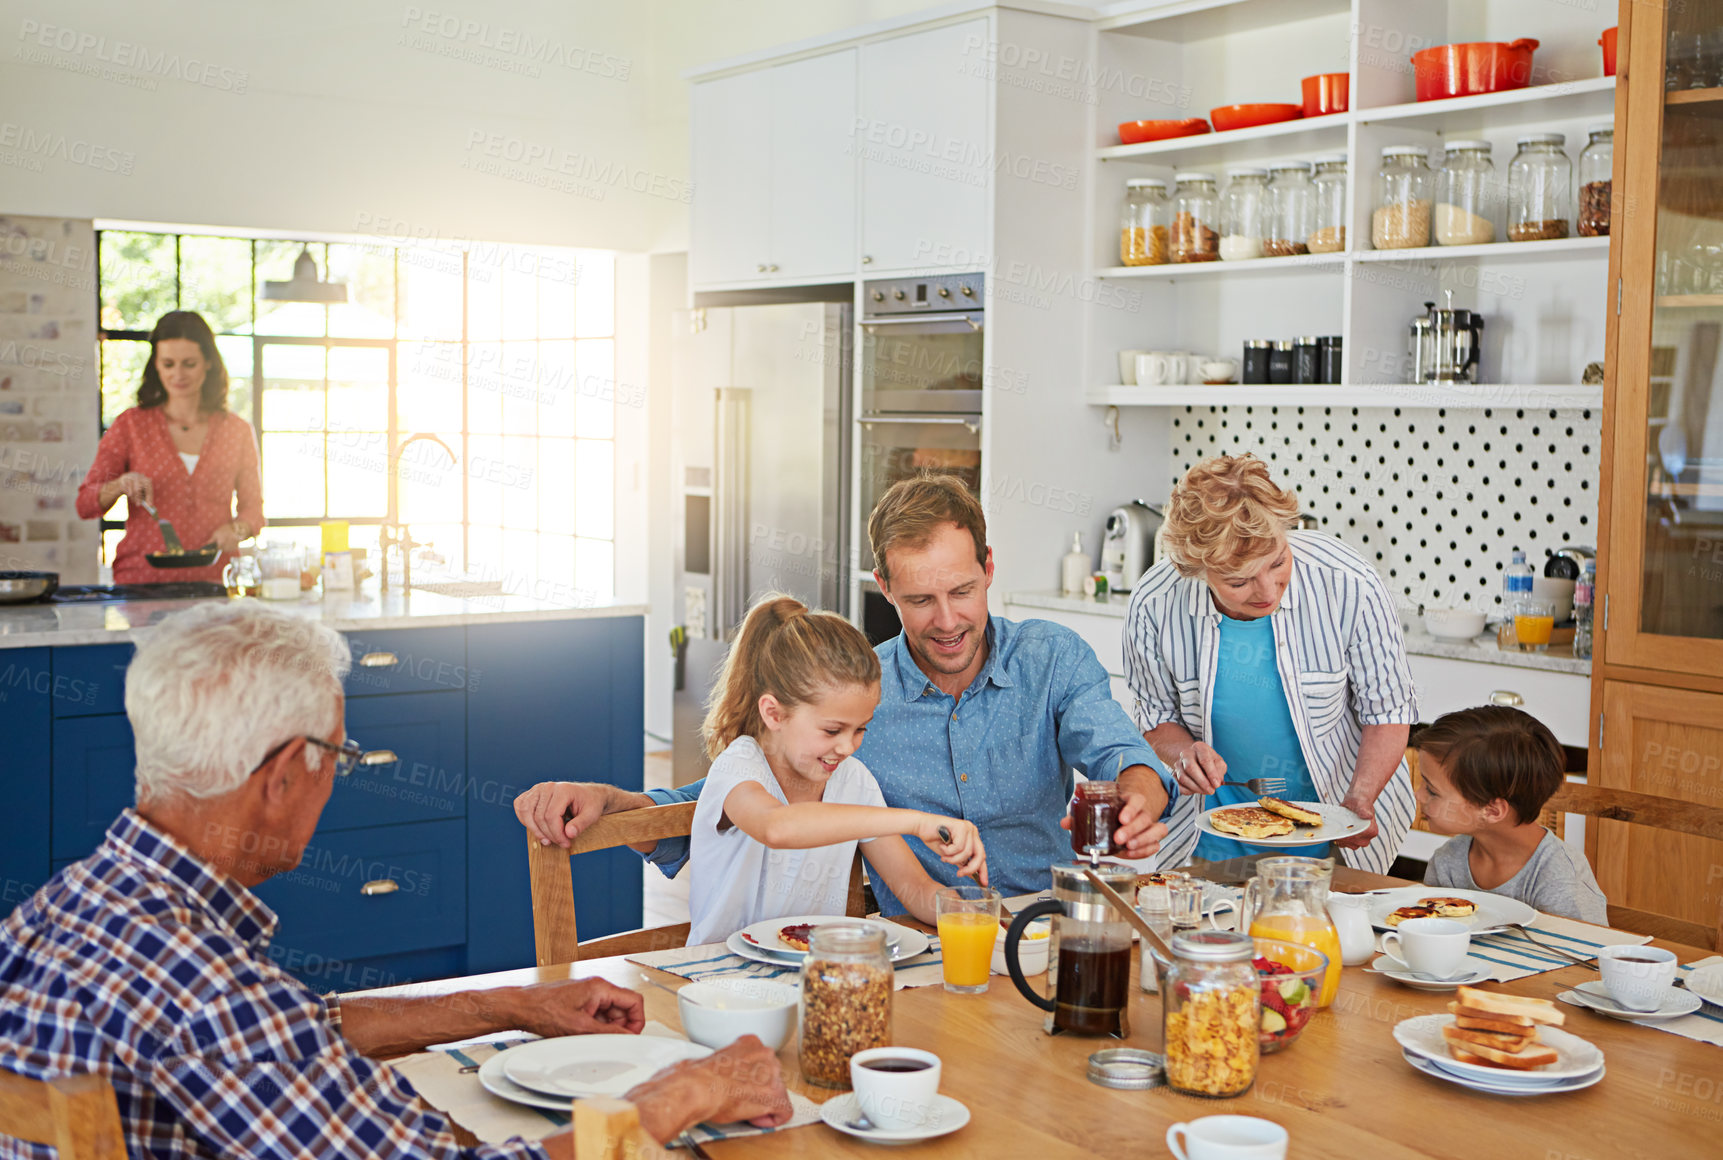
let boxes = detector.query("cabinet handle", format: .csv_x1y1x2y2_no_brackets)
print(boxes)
360,749,398,766
755,263,767,273
768,263,779,272
1488,690,1525,707
361,879,400,896
359,651,398,667
862,255,873,265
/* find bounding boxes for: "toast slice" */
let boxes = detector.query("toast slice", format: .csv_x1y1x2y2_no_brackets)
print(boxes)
1258,797,1324,827
1441,1022,1537,1055
1448,1002,1536,1033
1455,986,1565,1027
1447,1040,1559,1070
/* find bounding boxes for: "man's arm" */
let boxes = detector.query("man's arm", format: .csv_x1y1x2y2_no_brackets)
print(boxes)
513,779,704,876
335,977,645,1060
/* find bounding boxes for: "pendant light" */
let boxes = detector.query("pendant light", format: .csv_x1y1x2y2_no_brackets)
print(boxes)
261,245,347,303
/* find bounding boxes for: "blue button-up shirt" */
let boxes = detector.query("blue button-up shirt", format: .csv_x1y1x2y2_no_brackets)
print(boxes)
647,616,1175,914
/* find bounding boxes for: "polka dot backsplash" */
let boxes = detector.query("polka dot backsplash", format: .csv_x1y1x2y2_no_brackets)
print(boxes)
1168,406,1602,613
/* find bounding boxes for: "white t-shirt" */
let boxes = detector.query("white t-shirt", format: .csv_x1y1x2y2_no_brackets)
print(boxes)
687,735,888,946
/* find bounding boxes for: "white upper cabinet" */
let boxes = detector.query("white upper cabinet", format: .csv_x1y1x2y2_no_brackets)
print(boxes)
691,50,857,288
858,19,991,272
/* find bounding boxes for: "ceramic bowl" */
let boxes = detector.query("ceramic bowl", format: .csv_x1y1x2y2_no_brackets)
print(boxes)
1209,103,1303,133
1253,937,1327,1053
676,978,800,1051
993,917,1051,975
1422,607,1487,640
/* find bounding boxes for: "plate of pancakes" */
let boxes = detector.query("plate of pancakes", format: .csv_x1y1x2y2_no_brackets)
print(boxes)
1363,886,1537,935
1197,797,1367,846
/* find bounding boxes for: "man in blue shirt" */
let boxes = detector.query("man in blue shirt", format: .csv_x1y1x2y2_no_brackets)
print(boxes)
517,475,1176,911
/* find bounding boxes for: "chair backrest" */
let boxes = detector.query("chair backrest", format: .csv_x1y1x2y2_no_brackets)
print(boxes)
1404,748,1432,832
1536,782,1723,951
527,801,869,965
0,1071,126,1160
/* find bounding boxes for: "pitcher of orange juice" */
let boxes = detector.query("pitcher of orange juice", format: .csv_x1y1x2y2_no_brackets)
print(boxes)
1242,857,1343,1007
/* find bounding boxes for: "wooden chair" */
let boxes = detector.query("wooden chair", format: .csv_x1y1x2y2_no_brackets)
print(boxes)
1403,747,1431,832
0,1071,125,1160
528,801,869,966
1536,782,1723,951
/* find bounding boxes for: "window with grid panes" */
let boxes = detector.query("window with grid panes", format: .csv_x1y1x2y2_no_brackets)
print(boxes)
95,230,616,601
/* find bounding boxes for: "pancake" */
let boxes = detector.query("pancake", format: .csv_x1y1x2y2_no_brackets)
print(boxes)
1257,797,1324,827
778,923,815,952
1419,896,1479,919
1208,807,1296,839
1386,905,1438,927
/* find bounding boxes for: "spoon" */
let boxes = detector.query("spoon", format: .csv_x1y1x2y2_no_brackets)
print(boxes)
641,974,710,1006
845,1109,880,1133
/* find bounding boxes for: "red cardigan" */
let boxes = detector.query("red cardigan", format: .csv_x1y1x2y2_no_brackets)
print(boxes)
77,407,266,584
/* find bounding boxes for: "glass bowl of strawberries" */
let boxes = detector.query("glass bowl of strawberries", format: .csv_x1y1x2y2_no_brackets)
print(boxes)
1252,938,1327,1053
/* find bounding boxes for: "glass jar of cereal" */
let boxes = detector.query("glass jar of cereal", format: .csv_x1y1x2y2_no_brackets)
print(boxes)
1120,178,1169,266
1161,930,1260,1098
799,923,893,1089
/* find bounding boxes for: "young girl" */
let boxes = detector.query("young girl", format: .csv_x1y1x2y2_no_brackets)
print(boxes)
687,594,987,946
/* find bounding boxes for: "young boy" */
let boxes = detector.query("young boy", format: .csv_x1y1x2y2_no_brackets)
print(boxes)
1413,705,1608,924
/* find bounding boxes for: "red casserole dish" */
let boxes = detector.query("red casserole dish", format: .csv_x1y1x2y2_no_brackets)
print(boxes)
1301,73,1349,117
1209,103,1302,133
1118,118,1210,145
1411,39,1539,101
1600,27,1617,77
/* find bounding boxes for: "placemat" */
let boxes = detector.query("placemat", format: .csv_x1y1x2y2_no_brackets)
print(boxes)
1553,957,1723,1048
627,938,947,990
391,1023,824,1146
1371,912,1653,983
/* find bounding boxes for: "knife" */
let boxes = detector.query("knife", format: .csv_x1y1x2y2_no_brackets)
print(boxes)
139,499,185,553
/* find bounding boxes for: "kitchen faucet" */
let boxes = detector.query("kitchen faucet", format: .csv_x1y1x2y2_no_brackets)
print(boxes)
380,432,457,592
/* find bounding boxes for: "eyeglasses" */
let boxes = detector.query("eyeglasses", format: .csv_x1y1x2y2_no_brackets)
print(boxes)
250,735,380,779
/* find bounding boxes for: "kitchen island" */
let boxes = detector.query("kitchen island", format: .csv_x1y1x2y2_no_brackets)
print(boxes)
0,589,646,991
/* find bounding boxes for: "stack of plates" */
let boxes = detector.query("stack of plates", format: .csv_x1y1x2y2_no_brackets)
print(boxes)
1393,1015,1605,1096
726,915,931,967
477,1035,713,1111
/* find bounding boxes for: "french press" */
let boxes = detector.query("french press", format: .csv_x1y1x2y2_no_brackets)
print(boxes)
1410,291,1485,382
1005,861,1136,1038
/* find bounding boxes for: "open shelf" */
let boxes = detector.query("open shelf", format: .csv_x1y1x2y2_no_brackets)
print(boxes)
1355,77,1617,133
1098,253,1346,278
1085,383,1602,410
1099,117,1346,166
1666,87,1723,108
1352,236,1610,264
1656,294,1723,309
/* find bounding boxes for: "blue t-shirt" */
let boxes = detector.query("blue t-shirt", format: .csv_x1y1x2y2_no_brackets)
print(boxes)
1193,613,1331,861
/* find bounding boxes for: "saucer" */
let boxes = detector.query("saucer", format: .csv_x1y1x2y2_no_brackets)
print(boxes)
1402,1048,1605,1096
1564,979,1702,1021
1371,953,1491,990
819,1092,971,1144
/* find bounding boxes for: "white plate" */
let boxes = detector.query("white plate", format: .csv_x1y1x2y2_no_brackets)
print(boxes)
1684,962,1723,1008
1564,980,1703,1021
730,916,930,966
1402,1048,1604,1096
478,1050,574,1112
1394,1014,1603,1085
502,1034,712,1098
819,1091,971,1144
1196,801,1366,846
1362,886,1538,934
1371,953,1492,991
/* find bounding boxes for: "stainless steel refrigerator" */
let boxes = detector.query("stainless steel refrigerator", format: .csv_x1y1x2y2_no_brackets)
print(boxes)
670,301,852,785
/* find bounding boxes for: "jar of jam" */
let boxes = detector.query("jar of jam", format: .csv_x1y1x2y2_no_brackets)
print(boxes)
1069,781,1121,861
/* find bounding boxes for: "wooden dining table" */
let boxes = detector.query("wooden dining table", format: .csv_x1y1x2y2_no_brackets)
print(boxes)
358,866,1722,1158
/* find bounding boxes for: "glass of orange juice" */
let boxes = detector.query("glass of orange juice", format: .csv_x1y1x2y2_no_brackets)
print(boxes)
1513,597,1555,653
935,884,1001,994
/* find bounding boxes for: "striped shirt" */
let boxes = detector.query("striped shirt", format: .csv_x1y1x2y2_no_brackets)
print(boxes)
1122,531,1419,875
0,810,545,1160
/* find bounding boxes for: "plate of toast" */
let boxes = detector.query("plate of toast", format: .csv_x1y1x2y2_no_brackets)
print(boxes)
1362,886,1537,935
1395,987,1603,1089
1196,797,1367,846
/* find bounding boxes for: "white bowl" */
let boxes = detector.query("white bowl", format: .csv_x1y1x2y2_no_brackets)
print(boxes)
992,918,1051,976
676,978,800,1051
1422,608,1486,640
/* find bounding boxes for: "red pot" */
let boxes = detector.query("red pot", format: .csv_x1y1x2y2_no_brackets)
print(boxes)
1411,39,1540,101
1301,73,1349,117
1600,27,1618,77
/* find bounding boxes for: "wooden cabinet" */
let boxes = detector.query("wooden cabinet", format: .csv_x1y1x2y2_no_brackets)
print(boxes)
690,50,857,287
858,19,990,271
1593,0,1723,932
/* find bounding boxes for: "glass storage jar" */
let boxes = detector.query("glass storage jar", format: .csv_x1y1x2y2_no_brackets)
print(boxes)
1308,154,1348,253
1171,172,1221,263
1161,930,1260,1099
1264,161,1314,257
1577,124,1613,237
1372,146,1434,250
1434,140,1498,246
1507,133,1572,242
799,924,892,1089
1119,178,1169,266
1220,168,1269,260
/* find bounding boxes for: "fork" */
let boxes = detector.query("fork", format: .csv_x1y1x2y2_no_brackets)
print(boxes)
1497,925,1598,970
1222,777,1287,795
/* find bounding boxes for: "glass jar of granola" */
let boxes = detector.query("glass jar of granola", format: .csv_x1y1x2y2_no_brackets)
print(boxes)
1161,930,1260,1098
799,924,893,1089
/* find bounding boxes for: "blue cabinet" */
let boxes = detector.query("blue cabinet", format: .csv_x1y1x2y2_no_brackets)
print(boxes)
343,627,467,697
51,714,136,861
0,649,52,904
323,692,467,831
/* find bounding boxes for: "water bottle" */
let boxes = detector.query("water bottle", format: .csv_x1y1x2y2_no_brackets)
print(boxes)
1503,549,1534,601
1572,561,1594,660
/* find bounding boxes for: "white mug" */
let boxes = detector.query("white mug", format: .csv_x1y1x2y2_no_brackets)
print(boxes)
850,1047,943,1133
1119,349,1150,385
1380,916,1470,977
1166,351,1193,383
1140,352,1181,385
1166,1115,1289,1160
1598,944,1678,1012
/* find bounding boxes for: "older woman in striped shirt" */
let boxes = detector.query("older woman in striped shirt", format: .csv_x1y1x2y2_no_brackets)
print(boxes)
1123,455,1418,874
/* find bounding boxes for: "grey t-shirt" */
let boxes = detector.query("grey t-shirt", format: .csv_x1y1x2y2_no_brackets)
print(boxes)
1424,829,1609,925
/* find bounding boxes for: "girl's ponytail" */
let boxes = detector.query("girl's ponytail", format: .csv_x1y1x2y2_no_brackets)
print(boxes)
701,593,881,759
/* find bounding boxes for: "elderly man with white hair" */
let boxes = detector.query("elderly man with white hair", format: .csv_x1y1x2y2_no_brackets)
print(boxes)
0,602,790,1159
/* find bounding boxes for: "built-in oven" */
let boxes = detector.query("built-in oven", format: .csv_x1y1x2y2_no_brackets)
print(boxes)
858,275,984,636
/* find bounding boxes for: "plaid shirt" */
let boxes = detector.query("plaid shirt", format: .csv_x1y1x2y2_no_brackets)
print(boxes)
0,810,546,1160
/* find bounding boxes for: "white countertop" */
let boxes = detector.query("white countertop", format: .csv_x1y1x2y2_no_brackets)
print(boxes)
0,589,648,650
1004,590,1591,677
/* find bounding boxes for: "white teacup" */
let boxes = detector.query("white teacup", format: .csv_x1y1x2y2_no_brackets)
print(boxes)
1166,1115,1289,1160
851,1047,942,1133
1380,916,1471,978
1598,944,1678,1012
1119,349,1150,385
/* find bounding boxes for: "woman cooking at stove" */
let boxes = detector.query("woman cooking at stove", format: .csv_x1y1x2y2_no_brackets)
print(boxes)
1122,454,1418,874
76,311,263,584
